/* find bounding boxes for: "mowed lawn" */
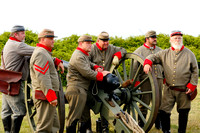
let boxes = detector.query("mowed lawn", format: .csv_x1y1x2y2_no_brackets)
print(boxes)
0,80,200,133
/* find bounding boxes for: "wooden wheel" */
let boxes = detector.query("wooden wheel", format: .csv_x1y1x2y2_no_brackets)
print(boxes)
24,73,65,133
110,53,160,132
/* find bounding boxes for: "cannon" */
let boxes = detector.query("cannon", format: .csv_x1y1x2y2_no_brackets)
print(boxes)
24,53,160,133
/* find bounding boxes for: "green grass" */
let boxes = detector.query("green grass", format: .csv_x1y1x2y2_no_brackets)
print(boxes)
0,81,200,133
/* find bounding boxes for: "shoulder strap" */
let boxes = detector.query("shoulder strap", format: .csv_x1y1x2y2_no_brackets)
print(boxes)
1,50,5,70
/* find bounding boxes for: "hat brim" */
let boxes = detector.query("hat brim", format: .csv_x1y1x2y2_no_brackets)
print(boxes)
99,38,110,41
149,35,157,38
171,32,183,37
44,35,57,38
83,39,95,42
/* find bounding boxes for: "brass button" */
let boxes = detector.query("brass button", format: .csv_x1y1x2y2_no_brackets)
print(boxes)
155,65,157,66
172,84,175,86
174,67,176,69
173,75,175,77
173,80,175,81
174,71,176,73
155,68,157,70
175,62,177,65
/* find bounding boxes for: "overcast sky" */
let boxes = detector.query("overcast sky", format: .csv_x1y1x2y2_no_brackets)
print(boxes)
0,0,200,39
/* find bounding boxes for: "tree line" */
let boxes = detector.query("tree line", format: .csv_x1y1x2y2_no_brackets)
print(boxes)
0,30,200,85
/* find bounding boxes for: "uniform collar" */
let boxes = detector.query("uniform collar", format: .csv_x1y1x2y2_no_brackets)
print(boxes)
36,43,52,52
9,37,21,42
143,43,155,50
171,45,184,51
96,42,107,51
77,47,89,56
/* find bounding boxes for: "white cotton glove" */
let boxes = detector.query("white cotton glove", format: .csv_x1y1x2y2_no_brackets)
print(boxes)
112,56,119,66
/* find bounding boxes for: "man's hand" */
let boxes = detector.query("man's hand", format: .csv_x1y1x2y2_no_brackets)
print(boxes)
143,64,152,74
186,88,192,94
102,71,110,76
57,62,64,74
96,67,103,72
112,56,119,66
50,99,57,106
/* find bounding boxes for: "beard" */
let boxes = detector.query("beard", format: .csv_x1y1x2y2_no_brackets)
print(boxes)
171,41,183,50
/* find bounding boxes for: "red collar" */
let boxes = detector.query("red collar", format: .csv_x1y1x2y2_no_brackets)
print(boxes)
96,43,107,51
36,43,52,52
143,43,155,49
171,45,184,51
77,47,89,56
9,37,21,42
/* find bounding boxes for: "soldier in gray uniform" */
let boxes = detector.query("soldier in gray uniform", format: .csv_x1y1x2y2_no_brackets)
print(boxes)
30,29,64,133
65,35,110,133
1,25,35,133
143,30,199,133
133,31,163,129
89,31,127,133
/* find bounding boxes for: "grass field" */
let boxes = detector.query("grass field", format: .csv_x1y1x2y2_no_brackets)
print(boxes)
0,81,200,133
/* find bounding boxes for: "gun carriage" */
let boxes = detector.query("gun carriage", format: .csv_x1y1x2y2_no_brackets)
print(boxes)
25,53,160,133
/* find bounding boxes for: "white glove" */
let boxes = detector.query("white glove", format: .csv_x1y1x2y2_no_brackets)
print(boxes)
112,56,119,66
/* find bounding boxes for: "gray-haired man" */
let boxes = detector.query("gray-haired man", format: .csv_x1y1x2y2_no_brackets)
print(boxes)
1,25,35,133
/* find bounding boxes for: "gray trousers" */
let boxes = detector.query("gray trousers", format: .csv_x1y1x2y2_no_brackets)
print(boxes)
1,82,26,119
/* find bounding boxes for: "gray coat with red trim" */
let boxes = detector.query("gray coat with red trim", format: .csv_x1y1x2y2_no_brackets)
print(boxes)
30,46,59,102
67,49,103,91
145,46,198,91
1,38,35,80
89,43,127,71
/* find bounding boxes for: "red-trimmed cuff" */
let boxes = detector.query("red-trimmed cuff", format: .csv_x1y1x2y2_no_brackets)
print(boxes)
186,83,197,92
143,59,153,67
46,89,57,102
96,72,103,81
93,65,104,70
54,58,63,66
113,51,122,60
163,78,166,84
134,81,140,87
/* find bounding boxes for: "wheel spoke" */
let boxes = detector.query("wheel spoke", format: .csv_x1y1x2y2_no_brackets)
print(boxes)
114,69,123,84
132,97,151,111
122,61,127,81
130,103,136,120
132,101,146,124
129,59,134,79
123,104,127,111
131,64,142,87
132,91,153,96
131,76,149,91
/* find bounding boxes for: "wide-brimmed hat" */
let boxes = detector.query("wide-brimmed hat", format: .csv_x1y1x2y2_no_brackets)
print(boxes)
145,30,157,38
78,35,94,42
38,29,57,39
11,25,25,32
98,31,110,40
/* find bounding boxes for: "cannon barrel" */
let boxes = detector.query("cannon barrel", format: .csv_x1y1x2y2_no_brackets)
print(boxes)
62,60,69,69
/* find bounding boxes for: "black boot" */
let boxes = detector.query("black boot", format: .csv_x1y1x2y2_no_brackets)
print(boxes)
66,119,78,133
155,112,162,130
160,110,171,133
2,115,11,133
138,114,146,128
10,115,24,133
101,116,109,133
79,119,93,133
178,109,190,133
